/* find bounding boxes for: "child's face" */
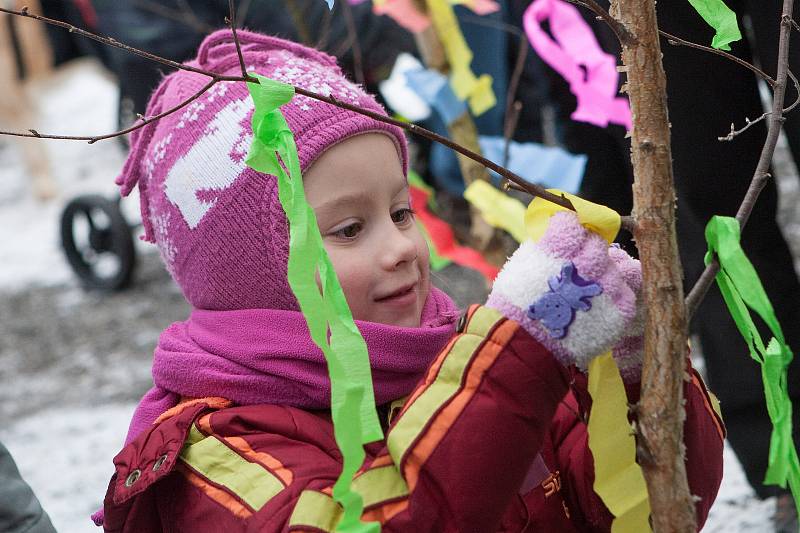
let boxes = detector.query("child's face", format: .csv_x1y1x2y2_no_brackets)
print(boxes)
303,133,430,327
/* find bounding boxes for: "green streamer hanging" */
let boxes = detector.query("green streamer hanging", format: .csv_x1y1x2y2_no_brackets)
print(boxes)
705,216,800,512
245,73,382,533
687,0,742,51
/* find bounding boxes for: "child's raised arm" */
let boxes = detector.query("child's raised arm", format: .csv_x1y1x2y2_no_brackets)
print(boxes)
102,212,724,533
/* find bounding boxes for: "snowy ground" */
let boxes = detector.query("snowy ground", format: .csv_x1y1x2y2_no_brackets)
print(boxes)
0,58,793,532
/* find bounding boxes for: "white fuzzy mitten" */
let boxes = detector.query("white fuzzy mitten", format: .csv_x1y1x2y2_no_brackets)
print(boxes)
486,211,641,372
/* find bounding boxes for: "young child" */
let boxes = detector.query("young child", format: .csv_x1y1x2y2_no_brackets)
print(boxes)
99,29,724,532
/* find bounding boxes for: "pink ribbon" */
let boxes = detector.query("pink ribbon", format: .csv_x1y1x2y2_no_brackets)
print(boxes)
369,0,500,34
523,0,631,129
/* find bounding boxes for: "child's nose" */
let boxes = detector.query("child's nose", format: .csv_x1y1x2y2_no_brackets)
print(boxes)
380,225,418,271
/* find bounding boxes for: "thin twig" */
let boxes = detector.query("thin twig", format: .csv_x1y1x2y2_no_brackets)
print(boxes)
506,27,529,136
227,0,254,82
0,79,217,143
717,68,800,141
237,0,253,26
563,0,638,46
340,0,365,85
333,33,355,58
0,3,579,214
460,14,531,156
686,8,796,318
175,0,210,32
292,85,575,210
789,15,800,34
660,29,776,87
718,112,772,141
0,6,244,82
569,0,775,88
785,69,800,112
503,101,522,168
503,180,637,234
285,0,313,44
315,5,334,49
131,0,215,34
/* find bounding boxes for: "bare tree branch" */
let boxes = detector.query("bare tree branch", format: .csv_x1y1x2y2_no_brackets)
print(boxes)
339,0,365,85
660,29,777,88
459,14,530,167
686,7,796,318
563,0,638,46
0,79,217,144
315,5,334,49
717,69,799,141
503,101,522,168
175,0,210,32
568,1,780,92
718,112,773,142
227,0,255,82
131,0,215,34
0,2,581,215
0,6,242,81
789,15,800,34
284,0,313,44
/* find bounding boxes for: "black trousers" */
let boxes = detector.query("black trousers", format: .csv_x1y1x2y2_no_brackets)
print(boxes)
554,2,800,498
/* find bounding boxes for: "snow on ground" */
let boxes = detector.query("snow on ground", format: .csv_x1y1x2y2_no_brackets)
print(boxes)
0,404,136,533
0,58,781,532
0,58,142,291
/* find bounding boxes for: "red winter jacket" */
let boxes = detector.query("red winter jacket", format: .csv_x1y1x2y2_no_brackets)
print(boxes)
101,305,724,532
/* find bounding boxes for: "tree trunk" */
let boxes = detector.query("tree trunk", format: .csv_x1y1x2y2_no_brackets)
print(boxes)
614,0,696,531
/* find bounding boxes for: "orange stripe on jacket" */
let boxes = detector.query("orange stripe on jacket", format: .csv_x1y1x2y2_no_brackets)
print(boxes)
367,454,395,469
362,498,409,523
196,413,215,435
396,335,460,421
396,305,482,421
690,371,725,440
177,462,253,519
154,397,232,424
403,318,519,490
224,436,294,486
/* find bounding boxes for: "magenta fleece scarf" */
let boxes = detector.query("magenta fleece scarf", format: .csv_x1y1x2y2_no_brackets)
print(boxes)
124,287,459,444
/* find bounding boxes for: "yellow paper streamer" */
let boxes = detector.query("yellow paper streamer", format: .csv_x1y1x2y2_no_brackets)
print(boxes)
523,193,649,531
525,189,620,244
587,353,651,532
426,0,496,116
463,180,527,243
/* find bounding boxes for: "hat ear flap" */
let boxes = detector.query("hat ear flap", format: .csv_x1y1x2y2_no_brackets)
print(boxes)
115,78,171,243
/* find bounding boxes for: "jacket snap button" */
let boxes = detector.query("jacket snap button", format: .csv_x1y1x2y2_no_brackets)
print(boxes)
125,469,141,487
456,312,467,333
152,454,168,472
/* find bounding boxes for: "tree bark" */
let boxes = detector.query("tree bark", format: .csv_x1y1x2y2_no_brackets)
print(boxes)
614,0,696,531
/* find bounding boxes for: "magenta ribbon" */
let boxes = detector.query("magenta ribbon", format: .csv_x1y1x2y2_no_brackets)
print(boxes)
523,0,631,129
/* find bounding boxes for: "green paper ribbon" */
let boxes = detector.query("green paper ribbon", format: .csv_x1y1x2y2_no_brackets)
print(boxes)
245,74,381,533
705,216,800,510
687,0,742,51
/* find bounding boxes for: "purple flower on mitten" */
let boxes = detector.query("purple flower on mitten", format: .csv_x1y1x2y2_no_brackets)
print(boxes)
527,262,602,339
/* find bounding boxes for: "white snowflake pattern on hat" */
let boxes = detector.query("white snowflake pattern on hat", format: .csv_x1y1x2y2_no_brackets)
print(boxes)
270,50,362,112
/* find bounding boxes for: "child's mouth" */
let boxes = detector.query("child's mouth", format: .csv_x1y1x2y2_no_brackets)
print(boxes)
375,282,417,306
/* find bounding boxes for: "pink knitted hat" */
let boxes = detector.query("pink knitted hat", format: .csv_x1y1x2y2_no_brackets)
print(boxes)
117,30,409,311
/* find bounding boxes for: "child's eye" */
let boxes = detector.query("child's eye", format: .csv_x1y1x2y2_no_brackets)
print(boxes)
391,208,415,225
332,222,362,240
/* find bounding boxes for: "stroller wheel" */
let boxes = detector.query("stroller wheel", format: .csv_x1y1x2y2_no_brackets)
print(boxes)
60,194,136,290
